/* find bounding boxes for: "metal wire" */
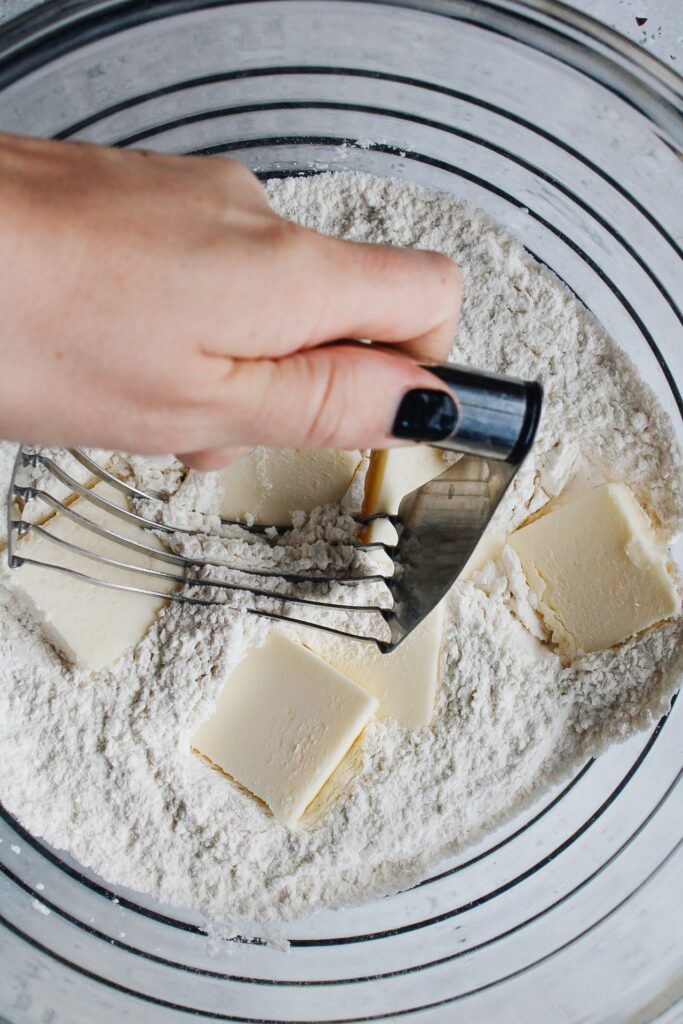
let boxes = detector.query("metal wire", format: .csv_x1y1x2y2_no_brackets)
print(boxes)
6,446,395,648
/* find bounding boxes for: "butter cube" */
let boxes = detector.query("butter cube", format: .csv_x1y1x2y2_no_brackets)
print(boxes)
218,448,361,524
509,483,680,655
192,632,378,825
460,530,506,582
362,447,450,518
10,483,177,672
361,446,450,552
323,606,443,729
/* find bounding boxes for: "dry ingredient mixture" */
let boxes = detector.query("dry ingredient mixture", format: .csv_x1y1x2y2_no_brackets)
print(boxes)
1,172,682,930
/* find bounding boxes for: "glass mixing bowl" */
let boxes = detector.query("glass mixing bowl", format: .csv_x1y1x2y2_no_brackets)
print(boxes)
1,2,682,1021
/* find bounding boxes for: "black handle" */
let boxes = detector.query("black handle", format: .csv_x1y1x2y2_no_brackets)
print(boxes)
425,363,543,463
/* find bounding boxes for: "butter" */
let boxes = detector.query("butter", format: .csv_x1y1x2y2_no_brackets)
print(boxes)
324,605,443,729
362,447,450,518
509,483,680,655
218,448,361,524
460,530,506,582
192,632,378,825
10,483,177,672
361,446,450,549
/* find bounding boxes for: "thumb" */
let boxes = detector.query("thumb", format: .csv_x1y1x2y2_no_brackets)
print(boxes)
206,345,457,451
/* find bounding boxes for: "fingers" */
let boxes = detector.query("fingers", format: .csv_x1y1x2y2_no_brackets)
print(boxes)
304,234,462,363
198,344,457,452
207,162,461,364
178,446,251,471
207,222,462,365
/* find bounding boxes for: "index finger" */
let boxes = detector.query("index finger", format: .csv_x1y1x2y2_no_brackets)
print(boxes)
302,232,462,363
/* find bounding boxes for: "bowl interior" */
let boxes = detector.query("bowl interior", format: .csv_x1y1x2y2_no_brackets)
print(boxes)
1,3,682,1023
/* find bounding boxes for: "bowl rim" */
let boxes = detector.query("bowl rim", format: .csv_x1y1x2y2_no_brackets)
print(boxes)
0,0,681,148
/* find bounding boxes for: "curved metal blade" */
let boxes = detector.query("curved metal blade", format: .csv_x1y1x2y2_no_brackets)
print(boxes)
381,455,517,651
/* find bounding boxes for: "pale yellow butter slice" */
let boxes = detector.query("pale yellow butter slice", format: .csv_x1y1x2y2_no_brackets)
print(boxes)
509,482,680,656
460,530,507,582
324,605,444,729
362,447,450,518
361,446,450,551
192,632,378,825
218,448,361,524
10,482,176,672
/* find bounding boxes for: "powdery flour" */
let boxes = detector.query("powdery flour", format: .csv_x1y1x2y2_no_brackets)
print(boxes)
0,173,681,930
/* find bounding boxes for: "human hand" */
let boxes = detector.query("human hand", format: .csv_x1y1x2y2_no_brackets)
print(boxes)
0,134,461,470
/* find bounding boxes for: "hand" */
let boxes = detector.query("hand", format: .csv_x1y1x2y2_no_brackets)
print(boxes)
0,133,461,469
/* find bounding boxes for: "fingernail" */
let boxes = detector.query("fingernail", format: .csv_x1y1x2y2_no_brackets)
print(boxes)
392,389,458,442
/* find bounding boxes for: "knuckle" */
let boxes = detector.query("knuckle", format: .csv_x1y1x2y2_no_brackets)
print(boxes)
417,253,462,338
156,363,226,425
217,157,264,197
224,158,259,185
140,421,198,458
266,215,307,251
430,252,462,301
201,357,254,435
360,243,396,284
181,450,227,472
298,359,344,449
156,369,196,406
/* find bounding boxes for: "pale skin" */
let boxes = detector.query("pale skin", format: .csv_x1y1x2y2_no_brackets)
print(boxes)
0,133,461,470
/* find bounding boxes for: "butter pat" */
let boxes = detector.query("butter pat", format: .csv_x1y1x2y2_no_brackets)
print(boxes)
509,483,680,655
11,483,176,672
324,606,443,729
192,633,378,825
218,448,361,524
460,530,506,582
362,447,450,517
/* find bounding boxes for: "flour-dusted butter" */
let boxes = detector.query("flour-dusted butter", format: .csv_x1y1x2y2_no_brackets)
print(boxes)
460,530,507,582
11,483,177,672
509,483,680,656
218,448,361,524
192,632,378,825
324,606,443,729
362,447,450,518
361,446,450,552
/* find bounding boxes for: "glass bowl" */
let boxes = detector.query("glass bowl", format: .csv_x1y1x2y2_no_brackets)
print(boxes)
1,2,682,1021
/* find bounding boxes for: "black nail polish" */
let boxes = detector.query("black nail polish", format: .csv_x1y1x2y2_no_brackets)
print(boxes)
392,389,458,442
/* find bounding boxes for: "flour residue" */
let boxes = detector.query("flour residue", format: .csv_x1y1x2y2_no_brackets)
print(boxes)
0,173,681,928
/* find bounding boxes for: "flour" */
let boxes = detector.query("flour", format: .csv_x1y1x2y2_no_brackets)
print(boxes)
1,172,682,930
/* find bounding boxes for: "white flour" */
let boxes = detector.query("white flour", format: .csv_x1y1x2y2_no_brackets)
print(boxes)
0,173,681,930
